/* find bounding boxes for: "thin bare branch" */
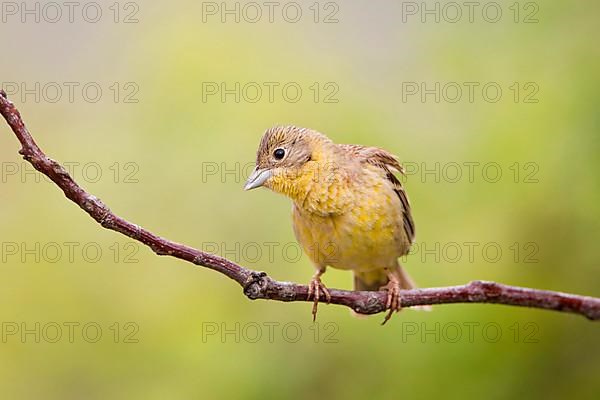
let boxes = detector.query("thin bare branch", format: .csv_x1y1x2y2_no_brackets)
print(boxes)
1,90,599,321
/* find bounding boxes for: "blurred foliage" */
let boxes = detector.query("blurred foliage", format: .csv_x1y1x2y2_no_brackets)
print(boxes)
0,1,598,399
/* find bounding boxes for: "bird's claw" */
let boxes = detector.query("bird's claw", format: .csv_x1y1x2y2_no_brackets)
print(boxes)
307,277,331,322
381,279,402,325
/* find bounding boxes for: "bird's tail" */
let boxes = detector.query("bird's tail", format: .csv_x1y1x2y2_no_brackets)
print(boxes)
353,264,415,291
353,262,431,311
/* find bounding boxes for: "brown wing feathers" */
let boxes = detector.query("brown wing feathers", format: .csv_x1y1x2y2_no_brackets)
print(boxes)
339,144,415,243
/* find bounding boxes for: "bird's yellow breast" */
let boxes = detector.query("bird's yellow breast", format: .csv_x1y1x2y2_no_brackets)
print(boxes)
291,163,409,272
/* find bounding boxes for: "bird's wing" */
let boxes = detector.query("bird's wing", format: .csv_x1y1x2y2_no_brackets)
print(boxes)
340,144,415,243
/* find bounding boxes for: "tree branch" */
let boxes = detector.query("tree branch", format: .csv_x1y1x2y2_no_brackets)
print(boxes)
1,89,599,321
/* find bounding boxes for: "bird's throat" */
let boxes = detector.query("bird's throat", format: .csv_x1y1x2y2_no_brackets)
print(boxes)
269,161,353,216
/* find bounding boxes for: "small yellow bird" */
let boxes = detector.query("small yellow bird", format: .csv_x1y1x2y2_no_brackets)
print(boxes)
245,125,419,323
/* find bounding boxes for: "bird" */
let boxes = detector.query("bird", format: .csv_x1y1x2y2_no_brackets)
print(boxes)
244,125,419,324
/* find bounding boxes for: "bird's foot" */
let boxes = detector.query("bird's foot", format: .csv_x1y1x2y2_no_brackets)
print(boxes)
307,274,331,322
380,276,402,325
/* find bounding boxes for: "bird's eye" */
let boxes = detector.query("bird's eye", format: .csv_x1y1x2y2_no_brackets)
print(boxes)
273,148,286,160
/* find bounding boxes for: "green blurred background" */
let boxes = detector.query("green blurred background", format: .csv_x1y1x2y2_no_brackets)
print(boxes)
1,1,598,399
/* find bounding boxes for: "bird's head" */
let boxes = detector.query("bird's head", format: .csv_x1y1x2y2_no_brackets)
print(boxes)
244,125,332,197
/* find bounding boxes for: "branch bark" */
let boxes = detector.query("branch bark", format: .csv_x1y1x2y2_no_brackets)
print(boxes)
1,90,599,321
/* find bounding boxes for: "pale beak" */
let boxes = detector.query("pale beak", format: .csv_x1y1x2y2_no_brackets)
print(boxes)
244,167,272,191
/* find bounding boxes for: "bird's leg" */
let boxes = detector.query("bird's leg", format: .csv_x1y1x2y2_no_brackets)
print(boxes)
381,268,402,325
307,268,331,322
